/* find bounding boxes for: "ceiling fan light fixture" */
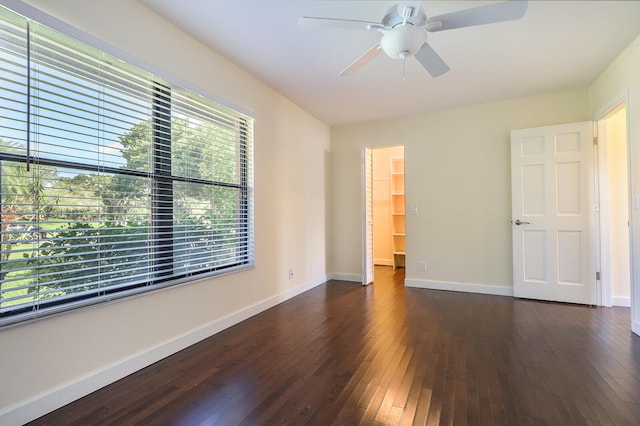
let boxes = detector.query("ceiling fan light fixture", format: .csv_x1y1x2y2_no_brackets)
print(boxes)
379,24,426,60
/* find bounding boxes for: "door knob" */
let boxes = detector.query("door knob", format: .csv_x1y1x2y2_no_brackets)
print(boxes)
514,219,530,225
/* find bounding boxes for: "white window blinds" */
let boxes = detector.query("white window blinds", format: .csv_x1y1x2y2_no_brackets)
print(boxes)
0,6,254,325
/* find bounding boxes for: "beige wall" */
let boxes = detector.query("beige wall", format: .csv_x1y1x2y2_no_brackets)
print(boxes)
331,90,590,290
589,33,640,333
0,0,330,423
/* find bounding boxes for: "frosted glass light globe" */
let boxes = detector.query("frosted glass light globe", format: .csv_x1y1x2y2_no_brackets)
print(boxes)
380,24,426,59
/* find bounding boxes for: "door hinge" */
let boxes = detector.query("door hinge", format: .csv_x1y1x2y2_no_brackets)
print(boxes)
596,271,601,281
593,136,598,146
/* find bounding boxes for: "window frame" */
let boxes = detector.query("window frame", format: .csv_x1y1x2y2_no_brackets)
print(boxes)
0,5,255,327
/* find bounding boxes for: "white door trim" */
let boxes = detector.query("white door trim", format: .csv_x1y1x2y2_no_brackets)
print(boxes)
593,92,635,322
361,147,374,285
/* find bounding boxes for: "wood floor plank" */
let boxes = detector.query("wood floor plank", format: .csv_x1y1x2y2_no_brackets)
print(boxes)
26,266,640,426
373,345,413,424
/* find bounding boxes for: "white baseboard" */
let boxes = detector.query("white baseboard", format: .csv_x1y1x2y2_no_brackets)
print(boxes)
405,278,514,297
329,272,362,282
374,259,393,267
612,296,631,307
0,275,328,426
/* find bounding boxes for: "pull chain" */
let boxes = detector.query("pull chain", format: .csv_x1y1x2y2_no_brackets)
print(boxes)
403,56,406,80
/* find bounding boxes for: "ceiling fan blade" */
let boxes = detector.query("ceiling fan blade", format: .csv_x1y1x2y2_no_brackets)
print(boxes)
414,43,450,77
340,44,383,77
299,16,382,31
426,0,527,32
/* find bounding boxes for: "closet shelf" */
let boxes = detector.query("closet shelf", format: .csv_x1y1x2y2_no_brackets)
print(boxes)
391,156,405,269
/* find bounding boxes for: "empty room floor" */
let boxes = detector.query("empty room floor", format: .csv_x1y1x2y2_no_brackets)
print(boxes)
29,266,640,425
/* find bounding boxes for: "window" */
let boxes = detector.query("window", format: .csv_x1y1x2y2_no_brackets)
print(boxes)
0,7,254,325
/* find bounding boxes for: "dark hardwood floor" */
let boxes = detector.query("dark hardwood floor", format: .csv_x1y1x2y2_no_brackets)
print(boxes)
29,266,640,425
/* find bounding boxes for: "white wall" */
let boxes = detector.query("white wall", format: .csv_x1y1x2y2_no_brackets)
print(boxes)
0,1,330,424
589,33,640,334
330,90,590,294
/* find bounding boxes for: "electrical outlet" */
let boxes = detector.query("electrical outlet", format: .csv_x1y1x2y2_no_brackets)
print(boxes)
289,268,294,279
419,261,427,272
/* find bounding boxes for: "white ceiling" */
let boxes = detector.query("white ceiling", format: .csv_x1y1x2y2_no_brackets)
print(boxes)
141,0,640,126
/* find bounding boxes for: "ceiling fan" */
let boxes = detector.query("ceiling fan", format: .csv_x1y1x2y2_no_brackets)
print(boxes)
299,1,528,77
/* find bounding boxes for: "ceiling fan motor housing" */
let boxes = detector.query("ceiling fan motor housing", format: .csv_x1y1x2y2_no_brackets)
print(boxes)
380,24,426,59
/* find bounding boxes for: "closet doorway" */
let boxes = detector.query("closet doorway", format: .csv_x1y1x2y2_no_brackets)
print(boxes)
372,146,405,269
597,103,631,307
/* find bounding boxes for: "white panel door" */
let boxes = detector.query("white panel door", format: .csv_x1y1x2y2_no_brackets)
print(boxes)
362,147,374,285
511,122,596,304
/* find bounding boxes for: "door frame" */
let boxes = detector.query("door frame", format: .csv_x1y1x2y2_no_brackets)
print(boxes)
361,145,406,285
593,92,635,319
362,147,374,285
